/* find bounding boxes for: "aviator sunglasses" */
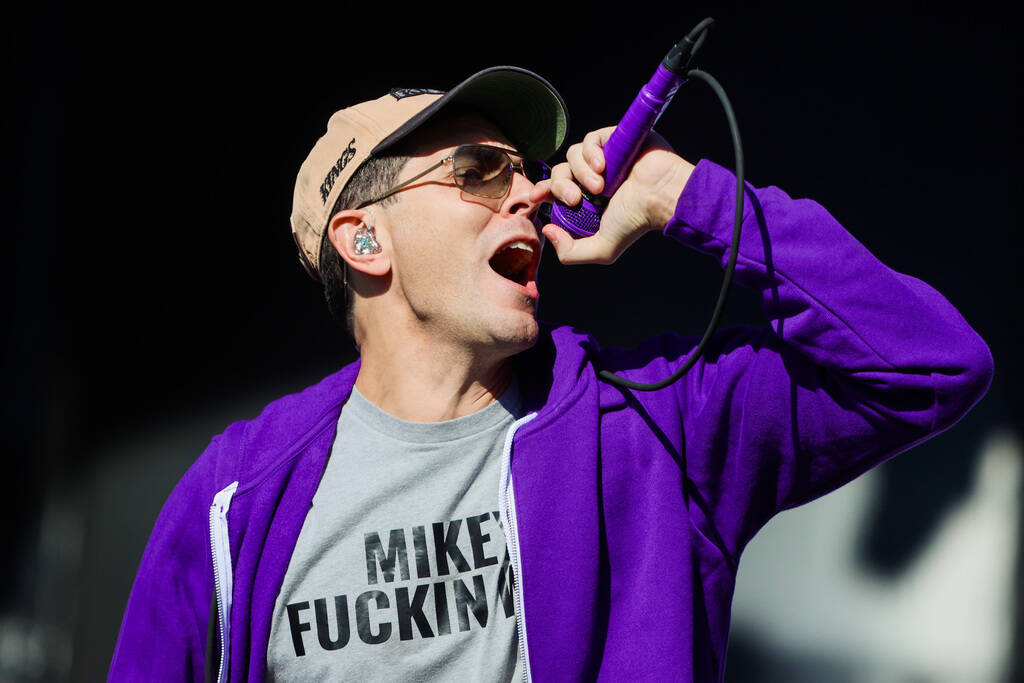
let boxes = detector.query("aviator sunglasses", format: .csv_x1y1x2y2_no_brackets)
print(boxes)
357,144,551,208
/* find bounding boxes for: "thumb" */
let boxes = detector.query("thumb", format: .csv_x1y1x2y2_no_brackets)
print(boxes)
542,224,622,265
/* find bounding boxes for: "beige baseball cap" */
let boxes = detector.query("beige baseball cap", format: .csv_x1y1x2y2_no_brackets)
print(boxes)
290,66,570,281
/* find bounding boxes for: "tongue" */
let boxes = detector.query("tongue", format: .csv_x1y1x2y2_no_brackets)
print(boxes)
489,246,532,285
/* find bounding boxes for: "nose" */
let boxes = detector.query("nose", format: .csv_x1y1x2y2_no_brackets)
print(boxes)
501,165,542,220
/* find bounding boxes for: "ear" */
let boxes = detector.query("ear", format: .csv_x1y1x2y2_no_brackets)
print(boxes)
326,209,391,277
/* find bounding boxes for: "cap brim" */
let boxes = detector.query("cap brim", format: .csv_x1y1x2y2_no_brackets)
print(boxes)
370,66,569,160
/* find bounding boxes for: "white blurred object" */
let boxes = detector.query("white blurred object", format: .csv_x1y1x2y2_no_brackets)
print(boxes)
732,429,1022,682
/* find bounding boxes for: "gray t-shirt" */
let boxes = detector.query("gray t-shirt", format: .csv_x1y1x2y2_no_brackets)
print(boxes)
267,384,523,682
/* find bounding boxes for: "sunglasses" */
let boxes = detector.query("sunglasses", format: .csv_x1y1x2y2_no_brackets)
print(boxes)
356,144,551,208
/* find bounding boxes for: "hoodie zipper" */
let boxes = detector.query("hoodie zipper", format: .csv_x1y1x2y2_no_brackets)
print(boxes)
499,413,537,683
209,481,239,683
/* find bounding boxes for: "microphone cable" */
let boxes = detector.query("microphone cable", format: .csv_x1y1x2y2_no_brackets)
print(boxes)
596,17,746,392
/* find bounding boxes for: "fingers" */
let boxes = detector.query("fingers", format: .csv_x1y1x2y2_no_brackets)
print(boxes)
529,179,554,204
530,170,582,207
542,224,621,266
536,125,618,208
566,145,601,195
568,126,615,195
534,126,686,267
581,127,614,174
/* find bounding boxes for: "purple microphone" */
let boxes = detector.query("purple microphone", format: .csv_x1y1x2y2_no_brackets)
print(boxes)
550,35,699,238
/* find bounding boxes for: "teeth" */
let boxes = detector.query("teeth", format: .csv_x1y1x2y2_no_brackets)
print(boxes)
506,241,534,254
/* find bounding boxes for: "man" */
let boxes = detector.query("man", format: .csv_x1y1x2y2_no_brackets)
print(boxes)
110,66,992,681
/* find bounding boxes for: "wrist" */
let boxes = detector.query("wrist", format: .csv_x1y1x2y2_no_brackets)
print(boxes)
648,158,695,230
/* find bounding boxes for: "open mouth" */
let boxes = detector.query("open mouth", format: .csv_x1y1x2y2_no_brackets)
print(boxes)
488,240,538,287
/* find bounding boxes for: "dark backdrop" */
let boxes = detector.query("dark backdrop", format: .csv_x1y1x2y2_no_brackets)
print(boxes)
4,2,1019,680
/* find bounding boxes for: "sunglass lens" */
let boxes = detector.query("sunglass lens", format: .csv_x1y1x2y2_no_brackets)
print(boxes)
453,146,513,198
523,159,551,184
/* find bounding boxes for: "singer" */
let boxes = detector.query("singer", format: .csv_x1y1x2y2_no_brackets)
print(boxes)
110,66,992,682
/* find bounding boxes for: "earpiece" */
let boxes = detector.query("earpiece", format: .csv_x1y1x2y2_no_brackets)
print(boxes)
353,210,381,255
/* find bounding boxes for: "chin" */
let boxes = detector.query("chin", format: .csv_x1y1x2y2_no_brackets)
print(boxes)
488,313,540,355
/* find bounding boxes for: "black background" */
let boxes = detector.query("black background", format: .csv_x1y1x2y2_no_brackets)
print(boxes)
4,1,1020,679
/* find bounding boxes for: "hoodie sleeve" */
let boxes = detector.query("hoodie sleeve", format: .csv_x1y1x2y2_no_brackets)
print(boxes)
639,158,992,556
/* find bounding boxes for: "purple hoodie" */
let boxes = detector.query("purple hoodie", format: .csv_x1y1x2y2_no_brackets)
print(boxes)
110,160,992,682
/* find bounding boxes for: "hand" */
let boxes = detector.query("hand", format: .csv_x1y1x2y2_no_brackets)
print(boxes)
530,127,695,265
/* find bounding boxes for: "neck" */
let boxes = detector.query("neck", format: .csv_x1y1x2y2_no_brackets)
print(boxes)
354,332,515,423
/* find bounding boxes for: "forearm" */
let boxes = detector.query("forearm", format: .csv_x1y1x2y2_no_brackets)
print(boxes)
665,158,992,427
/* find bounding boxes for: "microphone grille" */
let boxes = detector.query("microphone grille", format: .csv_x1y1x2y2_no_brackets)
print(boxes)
550,200,602,238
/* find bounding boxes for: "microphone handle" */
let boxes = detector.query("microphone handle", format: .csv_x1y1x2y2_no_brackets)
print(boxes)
603,64,684,194
550,64,685,238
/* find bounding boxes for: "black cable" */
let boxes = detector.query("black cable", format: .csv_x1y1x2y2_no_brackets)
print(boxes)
597,54,745,391
686,17,715,56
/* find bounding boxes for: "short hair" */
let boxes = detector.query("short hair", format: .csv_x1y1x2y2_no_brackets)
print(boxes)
318,107,490,337
318,152,409,336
